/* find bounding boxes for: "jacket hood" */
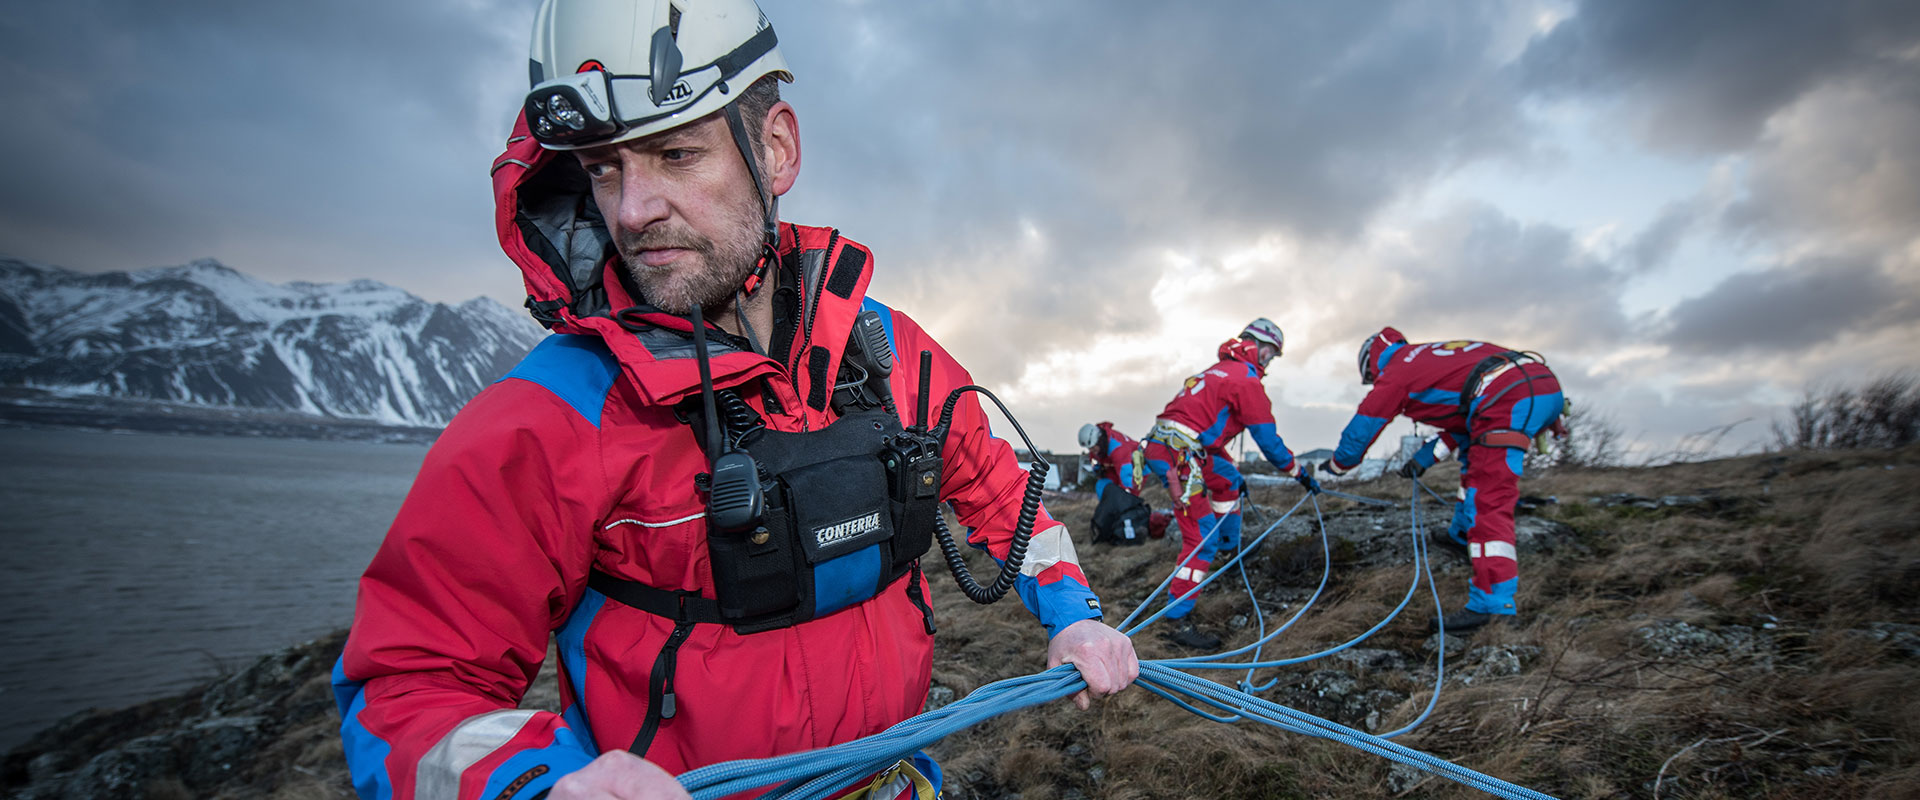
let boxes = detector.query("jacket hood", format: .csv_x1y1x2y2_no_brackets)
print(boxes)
1217,337,1266,377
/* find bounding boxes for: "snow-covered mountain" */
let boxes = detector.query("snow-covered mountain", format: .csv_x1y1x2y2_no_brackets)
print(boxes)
0,257,548,427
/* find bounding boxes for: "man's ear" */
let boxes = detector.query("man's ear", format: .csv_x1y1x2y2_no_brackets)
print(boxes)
763,100,801,197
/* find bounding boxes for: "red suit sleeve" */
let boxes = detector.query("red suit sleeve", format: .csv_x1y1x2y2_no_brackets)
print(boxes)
334,380,607,800
885,311,1101,637
1331,377,1411,471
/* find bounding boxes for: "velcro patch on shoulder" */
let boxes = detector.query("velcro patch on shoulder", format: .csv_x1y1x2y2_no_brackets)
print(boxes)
825,246,866,299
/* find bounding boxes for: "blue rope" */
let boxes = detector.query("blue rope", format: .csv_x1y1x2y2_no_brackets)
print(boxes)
1137,663,1556,800
1117,494,1311,636
1234,492,1332,691
1378,480,1448,738
671,479,1555,799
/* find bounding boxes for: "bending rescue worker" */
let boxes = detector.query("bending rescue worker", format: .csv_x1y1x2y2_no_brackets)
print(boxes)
1320,328,1566,633
332,2,1139,798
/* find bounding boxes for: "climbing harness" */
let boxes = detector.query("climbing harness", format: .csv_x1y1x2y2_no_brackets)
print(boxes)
1146,417,1207,500
1458,350,1554,453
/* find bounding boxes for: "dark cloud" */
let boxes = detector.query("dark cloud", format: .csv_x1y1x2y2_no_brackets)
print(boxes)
1657,257,1919,355
1350,203,1630,355
773,0,1542,385
1720,72,1920,250
0,0,531,300
1519,0,1920,153
1520,0,1920,261
1626,197,1706,273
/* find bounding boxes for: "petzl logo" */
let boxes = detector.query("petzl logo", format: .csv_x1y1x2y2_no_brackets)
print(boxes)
814,511,882,548
658,79,693,104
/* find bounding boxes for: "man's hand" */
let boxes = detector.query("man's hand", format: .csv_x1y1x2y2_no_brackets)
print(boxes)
1290,462,1322,494
1316,459,1347,479
1397,458,1427,479
1047,619,1139,710
550,751,691,800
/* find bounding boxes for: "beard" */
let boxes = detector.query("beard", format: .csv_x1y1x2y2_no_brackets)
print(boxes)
617,194,763,315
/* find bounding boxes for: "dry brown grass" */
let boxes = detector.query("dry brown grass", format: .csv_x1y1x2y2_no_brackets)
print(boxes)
923,444,1920,799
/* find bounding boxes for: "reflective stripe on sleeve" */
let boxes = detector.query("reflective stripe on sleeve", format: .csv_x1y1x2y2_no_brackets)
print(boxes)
1469,541,1518,561
416,709,541,800
1019,523,1081,577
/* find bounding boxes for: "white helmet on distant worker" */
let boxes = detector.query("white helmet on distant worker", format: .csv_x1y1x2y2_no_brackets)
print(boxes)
524,0,792,149
1241,318,1284,351
1078,423,1101,450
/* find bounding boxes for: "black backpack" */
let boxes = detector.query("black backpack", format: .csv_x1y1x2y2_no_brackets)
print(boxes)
1091,488,1151,546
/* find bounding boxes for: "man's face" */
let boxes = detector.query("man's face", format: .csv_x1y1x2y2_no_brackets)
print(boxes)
573,112,763,315
1257,341,1281,368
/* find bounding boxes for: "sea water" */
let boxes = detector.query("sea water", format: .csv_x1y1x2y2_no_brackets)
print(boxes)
0,427,429,752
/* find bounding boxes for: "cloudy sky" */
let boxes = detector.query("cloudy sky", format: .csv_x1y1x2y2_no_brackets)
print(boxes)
3,0,1916,459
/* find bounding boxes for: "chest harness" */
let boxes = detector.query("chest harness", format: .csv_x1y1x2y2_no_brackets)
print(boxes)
590,297,1051,756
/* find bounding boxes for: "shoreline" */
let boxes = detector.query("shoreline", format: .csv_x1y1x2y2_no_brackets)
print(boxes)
0,392,443,445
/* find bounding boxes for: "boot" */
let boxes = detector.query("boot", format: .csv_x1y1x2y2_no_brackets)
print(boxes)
1429,608,1496,634
1162,623,1223,650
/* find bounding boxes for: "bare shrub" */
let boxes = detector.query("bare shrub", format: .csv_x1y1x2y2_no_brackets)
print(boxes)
1540,404,1625,469
1640,419,1752,466
1774,372,1920,451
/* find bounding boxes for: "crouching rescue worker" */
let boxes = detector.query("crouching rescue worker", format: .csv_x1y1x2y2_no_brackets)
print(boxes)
1079,422,1168,545
1320,328,1565,633
331,3,1137,798
1080,421,1146,502
1143,319,1317,649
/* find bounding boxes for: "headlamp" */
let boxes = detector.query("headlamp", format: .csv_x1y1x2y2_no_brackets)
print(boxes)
524,71,622,147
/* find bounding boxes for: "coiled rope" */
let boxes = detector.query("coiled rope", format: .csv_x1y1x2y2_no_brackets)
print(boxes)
674,479,1560,799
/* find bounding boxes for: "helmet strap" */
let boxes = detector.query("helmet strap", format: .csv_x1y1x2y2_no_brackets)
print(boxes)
723,100,780,296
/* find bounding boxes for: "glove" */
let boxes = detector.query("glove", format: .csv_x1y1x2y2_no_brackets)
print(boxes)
1397,458,1427,479
1317,459,1348,478
1292,462,1322,494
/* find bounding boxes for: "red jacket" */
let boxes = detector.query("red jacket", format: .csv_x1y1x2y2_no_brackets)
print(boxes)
1153,351,1297,473
333,119,1101,800
1331,339,1514,470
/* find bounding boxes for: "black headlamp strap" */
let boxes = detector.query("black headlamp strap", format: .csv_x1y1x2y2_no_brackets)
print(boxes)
723,101,780,295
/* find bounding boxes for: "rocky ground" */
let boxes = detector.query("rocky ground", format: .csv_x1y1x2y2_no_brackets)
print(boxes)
5,445,1917,799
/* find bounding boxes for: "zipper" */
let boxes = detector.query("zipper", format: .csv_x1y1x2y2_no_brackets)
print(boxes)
629,619,696,755
905,561,936,635
792,228,840,431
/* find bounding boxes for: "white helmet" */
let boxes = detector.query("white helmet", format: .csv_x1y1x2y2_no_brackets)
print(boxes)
1078,423,1101,450
1241,318,1284,351
525,0,793,150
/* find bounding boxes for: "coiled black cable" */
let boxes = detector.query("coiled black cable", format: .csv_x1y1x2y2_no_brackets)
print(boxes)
714,389,766,449
929,384,1050,604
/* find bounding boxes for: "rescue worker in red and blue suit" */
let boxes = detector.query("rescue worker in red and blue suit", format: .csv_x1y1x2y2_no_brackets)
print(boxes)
331,2,1137,798
1143,319,1317,649
1320,327,1565,633
1079,421,1146,502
